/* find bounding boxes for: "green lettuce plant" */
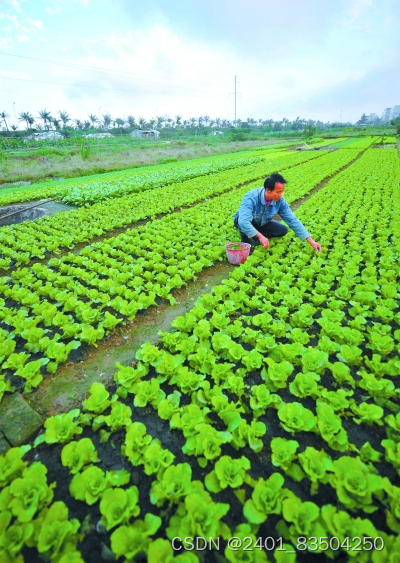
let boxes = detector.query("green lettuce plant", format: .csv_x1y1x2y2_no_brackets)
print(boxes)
329,456,383,513
110,513,162,561
279,496,326,551
61,438,99,474
32,501,80,559
318,389,353,414
166,481,230,542
143,440,175,476
114,361,148,394
270,437,299,471
182,423,232,466
0,445,31,488
70,466,114,505
231,419,266,453
0,510,33,559
298,447,333,494
34,409,83,446
330,361,356,388
351,403,384,426
150,463,192,507
382,440,400,474
157,391,181,420
316,402,349,452
133,379,166,408
249,384,282,417
82,382,115,414
122,422,152,466
205,455,251,493
278,402,316,434
100,486,140,531
321,504,379,557
93,400,132,434
383,480,400,533
289,372,320,398
261,359,294,391
243,473,288,524
0,462,54,523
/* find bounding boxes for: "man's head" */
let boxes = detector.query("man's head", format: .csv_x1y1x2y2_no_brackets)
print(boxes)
264,173,287,201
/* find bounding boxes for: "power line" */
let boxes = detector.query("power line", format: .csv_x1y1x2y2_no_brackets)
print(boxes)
0,51,230,89
0,75,229,100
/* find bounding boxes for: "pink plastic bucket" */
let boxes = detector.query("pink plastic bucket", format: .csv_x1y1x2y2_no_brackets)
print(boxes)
225,242,251,265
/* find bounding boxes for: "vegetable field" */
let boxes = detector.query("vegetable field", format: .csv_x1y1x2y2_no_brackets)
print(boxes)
0,138,399,563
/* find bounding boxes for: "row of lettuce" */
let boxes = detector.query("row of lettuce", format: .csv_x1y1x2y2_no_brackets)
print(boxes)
1,148,399,562
0,149,326,271
0,148,371,399
0,136,371,208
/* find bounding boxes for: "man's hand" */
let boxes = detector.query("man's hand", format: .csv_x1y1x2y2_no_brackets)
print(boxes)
256,233,270,248
306,237,322,252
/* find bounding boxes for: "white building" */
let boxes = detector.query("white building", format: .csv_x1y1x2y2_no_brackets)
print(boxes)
367,113,379,123
130,129,160,140
381,108,391,122
390,106,400,121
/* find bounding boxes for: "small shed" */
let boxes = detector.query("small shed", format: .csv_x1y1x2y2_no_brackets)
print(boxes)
130,129,160,140
209,131,224,136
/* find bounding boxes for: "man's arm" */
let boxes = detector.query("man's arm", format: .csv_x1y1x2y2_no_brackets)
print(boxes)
278,198,322,252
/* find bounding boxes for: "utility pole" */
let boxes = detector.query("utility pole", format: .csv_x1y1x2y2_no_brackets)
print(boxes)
230,76,241,126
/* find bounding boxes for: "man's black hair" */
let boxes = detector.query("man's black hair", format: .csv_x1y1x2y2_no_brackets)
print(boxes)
264,173,287,191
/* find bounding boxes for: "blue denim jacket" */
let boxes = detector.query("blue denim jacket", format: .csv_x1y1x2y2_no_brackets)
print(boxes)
233,187,311,240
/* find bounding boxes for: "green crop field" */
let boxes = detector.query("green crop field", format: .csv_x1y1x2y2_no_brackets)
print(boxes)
0,137,399,563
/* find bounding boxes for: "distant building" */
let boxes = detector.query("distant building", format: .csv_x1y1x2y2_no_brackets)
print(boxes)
390,105,400,121
209,131,224,136
130,129,160,140
381,108,391,122
367,113,379,123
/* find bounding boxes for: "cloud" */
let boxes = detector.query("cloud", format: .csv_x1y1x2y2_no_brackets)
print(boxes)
45,0,89,14
26,18,43,31
17,33,28,41
3,0,22,13
45,3,62,15
0,37,10,49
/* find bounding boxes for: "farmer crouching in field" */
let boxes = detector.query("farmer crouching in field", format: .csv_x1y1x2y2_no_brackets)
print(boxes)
233,173,322,252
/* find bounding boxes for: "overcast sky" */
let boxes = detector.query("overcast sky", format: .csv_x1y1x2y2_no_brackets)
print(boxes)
0,0,399,126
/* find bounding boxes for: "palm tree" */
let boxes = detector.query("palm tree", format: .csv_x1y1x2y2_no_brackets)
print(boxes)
138,117,147,129
18,111,34,129
203,115,210,127
83,120,91,130
52,118,61,130
189,117,197,128
74,119,83,129
155,116,164,129
126,115,136,127
88,114,99,128
102,113,112,129
58,110,70,128
10,124,17,131
0,111,10,131
113,117,125,128
214,117,221,128
38,109,52,129
175,115,182,127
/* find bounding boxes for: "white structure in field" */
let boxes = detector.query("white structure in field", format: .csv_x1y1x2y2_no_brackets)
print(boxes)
130,129,160,140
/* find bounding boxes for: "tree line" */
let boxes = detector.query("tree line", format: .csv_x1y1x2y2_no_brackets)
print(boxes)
0,109,346,134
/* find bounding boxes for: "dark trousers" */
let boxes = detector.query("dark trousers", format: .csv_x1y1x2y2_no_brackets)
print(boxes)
234,218,288,246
